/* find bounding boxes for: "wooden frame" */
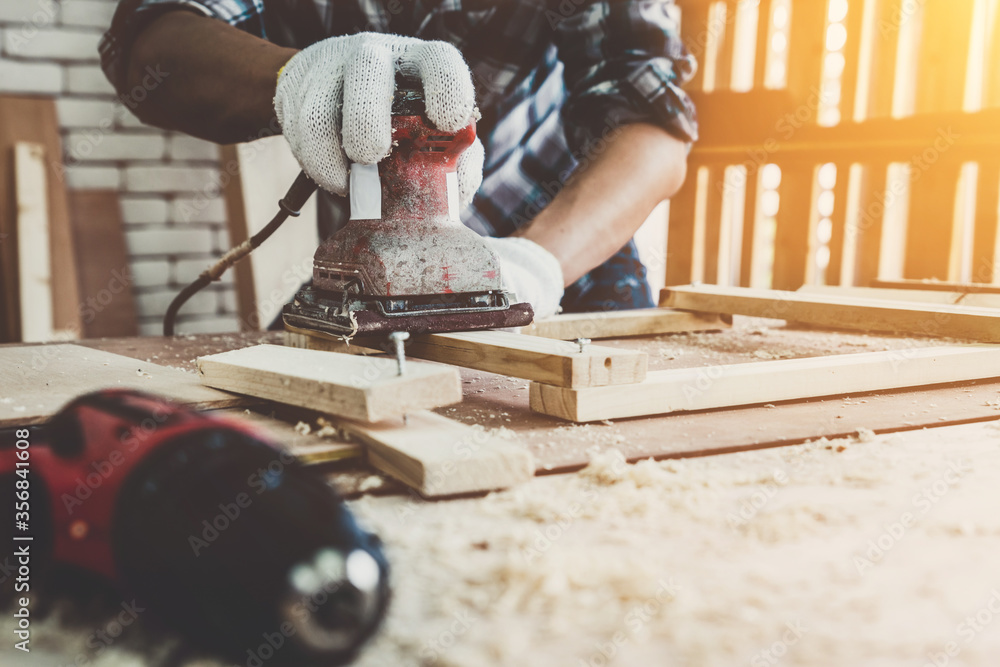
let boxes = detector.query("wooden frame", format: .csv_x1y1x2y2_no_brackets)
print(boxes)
660,284,1000,342
530,345,1000,422
286,326,648,388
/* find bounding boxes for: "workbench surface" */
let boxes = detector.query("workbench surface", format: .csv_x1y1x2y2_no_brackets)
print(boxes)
4,322,1000,666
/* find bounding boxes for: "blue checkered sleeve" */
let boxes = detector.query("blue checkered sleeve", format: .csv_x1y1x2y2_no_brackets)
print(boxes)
550,0,698,151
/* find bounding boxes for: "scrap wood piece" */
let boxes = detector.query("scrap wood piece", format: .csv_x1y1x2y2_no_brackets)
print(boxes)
517,308,731,340
337,411,534,497
0,344,247,427
197,344,462,422
285,325,648,388
661,284,1000,342
799,284,1000,309
0,96,81,343
530,345,1000,422
68,190,139,338
14,143,52,342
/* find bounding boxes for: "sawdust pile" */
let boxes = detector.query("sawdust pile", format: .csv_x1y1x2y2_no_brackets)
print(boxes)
350,422,1000,666
7,422,1000,666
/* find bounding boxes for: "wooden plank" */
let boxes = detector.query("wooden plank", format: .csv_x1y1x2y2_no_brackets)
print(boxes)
338,411,534,497
772,165,817,289
665,163,699,286
220,144,257,331
14,143,53,342
530,345,1000,422
799,284,1000,308
824,163,851,286
872,278,1000,294
286,325,649,389
852,163,889,286
0,97,81,342
903,161,962,281
67,190,139,338
517,308,731,340
197,344,462,422
971,161,1000,284
739,164,761,287
660,283,1000,341
0,343,247,427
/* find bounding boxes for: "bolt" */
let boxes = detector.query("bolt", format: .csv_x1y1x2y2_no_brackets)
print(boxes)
389,331,410,375
575,337,591,354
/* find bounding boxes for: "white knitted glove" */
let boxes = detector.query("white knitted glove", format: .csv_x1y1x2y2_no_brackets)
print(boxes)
274,33,483,204
483,237,565,320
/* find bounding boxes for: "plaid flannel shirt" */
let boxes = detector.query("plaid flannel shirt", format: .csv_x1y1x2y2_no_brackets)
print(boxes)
101,0,698,240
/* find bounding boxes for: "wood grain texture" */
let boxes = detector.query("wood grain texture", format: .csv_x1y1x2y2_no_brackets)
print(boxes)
14,143,53,342
530,345,1000,422
0,97,80,342
661,284,1000,341
67,190,138,338
197,344,462,422
517,308,731,340
798,284,1000,308
338,411,534,497
0,344,246,427
286,326,648,388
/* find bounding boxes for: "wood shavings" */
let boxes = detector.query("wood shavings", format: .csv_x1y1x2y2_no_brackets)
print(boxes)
294,421,311,436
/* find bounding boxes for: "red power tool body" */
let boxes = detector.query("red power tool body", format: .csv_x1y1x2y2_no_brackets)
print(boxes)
1,389,389,665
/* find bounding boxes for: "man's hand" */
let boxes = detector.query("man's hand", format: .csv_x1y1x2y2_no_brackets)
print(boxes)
483,237,565,319
274,33,483,199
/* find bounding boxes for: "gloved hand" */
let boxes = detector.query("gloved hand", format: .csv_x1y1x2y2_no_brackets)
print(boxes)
483,237,565,320
274,33,484,203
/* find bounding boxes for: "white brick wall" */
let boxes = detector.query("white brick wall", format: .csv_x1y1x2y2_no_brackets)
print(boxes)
0,0,240,335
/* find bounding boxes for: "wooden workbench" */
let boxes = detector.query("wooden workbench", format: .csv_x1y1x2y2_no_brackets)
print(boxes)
64,322,1000,486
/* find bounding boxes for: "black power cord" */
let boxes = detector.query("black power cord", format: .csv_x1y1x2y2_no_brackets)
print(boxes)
163,171,318,336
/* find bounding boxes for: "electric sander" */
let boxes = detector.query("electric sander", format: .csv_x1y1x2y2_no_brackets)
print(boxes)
164,74,533,337
282,75,534,337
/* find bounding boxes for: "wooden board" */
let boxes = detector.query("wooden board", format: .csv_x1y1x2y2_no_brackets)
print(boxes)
286,326,648,389
14,143,53,342
337,411,534,497
67,190,138,338
660,284,1000,341
70,331,1000,476
530,345,1000,422
0,344,247,427
799,284,1000,308
0,97,81,342
517,308,731,340
196,344,462,422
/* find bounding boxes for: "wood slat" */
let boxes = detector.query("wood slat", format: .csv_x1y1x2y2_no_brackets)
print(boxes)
660,283,1000,341
68,190,139,338
665,163,699,286
530,345,1000,422
14,143,53,342
904,0,976,280
0,97,81,342
197,344,462,422
517,308,731,340
772,164,817,289
286,326,649,389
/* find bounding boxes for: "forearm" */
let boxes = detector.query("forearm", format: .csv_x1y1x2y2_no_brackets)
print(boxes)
516,123,689,285
125,11,297,143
